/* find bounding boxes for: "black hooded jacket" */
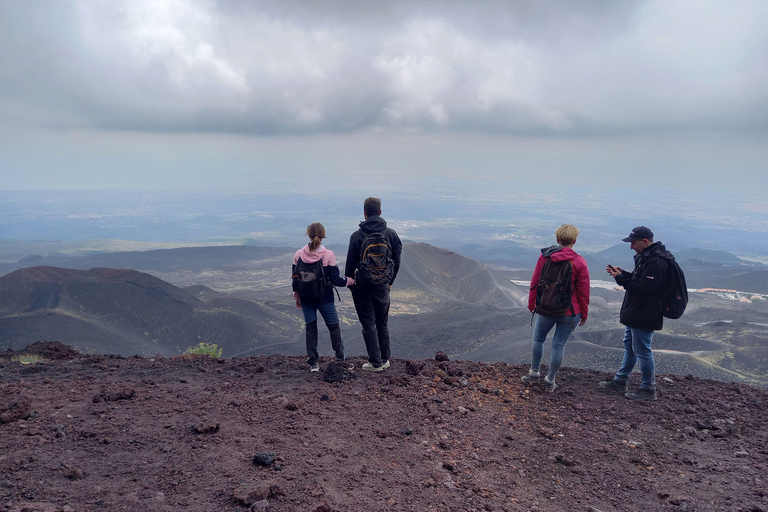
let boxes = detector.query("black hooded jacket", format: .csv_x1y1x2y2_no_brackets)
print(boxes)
615,241,672,331
344,215,402,286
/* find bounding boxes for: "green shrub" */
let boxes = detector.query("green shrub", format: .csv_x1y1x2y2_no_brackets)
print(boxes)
12,354,49,365
183,343,223,358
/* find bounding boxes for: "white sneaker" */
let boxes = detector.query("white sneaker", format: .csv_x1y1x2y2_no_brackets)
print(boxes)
361,362,384,372
381,360,391,369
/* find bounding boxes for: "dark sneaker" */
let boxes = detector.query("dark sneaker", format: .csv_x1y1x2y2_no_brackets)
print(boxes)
543,378,557,393
361,362,384,372
625,388,657,401
337,359,354,369
520,373,540,383
599,380,628,393
309,363,320,373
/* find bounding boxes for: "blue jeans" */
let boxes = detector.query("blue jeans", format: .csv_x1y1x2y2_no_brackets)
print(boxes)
614,326,656,390
530,313,580,382
301,301,339,326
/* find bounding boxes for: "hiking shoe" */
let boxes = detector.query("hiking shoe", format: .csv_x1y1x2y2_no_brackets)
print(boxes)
381,360,391,369
309,363,320,373
625,388,657,401
361,362,384,372
520,372,540,383
599,380,628,393
543,377,556,393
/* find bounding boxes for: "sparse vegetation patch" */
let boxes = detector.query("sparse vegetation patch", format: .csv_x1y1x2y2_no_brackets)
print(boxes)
183,342,223,358
11,354,48,365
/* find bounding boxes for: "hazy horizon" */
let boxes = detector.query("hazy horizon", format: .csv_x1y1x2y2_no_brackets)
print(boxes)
2,187,767,265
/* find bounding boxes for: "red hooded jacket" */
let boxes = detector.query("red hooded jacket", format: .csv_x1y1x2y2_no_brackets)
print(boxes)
527,246,590,320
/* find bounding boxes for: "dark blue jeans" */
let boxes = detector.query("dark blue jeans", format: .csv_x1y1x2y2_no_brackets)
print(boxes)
301,301,339,325
351,285,391,367
301,301,343,365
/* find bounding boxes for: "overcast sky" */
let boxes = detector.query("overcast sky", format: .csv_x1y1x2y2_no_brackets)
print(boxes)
0,0,766,193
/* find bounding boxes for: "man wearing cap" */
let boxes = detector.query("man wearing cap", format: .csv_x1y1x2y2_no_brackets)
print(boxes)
600,226,671,401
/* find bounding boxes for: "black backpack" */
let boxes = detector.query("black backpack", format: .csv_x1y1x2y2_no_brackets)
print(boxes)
292,258,330,302
356,231,394,286
660,258,688,319
534,258,575,317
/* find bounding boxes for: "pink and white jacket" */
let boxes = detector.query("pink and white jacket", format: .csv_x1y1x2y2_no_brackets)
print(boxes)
292,244,353,304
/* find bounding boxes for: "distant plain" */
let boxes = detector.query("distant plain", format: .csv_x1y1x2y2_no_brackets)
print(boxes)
1,188,767,388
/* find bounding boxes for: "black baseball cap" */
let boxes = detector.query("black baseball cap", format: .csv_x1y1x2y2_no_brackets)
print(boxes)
622,226,654,242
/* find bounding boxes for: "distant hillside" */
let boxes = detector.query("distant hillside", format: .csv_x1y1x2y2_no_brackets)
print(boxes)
0,266,303,357
397,243,527,308
0,245,295,275
453,240,768,294
4,241,766,294
454,240,540,268
1,245,767,388
585,245,768,293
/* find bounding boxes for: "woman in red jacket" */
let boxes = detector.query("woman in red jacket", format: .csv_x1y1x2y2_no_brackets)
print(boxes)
522,224,590,392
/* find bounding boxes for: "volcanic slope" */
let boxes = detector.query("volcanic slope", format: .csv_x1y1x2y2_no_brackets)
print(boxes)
0,244,530,360
394,243,527,311
0,267,303,357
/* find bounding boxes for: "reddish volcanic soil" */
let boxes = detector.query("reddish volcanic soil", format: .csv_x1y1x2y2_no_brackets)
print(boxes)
1,342,767,512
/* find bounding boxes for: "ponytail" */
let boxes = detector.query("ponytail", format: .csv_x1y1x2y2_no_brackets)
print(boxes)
306,222,326,252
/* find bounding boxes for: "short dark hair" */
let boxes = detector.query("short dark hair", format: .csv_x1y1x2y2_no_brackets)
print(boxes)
364,197,382,217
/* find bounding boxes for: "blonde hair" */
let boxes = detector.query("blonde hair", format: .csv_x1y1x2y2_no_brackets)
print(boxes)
555,224,579,247
306,222,326,252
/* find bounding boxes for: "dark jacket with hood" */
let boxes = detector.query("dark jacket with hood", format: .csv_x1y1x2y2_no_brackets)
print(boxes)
615,241,671,331
344,215,402,287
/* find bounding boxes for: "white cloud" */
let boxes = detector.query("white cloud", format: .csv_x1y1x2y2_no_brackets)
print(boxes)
544,0,768,131
0,0,766,191
375,18,558,130
1,0,765,135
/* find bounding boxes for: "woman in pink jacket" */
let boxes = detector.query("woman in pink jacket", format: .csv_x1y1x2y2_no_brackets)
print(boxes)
521,224,590,392
292,222,355,372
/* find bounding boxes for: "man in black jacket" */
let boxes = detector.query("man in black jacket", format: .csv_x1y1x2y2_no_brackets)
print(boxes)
345,197,402,372
600,226,672,401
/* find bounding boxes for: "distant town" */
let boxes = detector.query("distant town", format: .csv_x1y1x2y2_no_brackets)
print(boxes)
693,288,767,303
513,280,768,303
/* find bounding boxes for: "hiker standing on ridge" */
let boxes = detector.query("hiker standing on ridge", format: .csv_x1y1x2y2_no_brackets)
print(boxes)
345,197,402,372
522,224,590,393
600,226,671,401
292,222,355,373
